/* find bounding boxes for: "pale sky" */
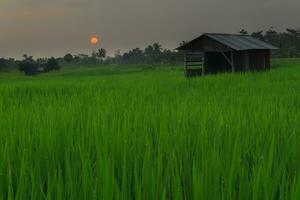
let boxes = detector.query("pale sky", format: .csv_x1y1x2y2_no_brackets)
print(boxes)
0,0,299,58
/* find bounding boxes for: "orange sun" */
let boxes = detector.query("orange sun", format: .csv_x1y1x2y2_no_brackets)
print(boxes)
90,36,99,45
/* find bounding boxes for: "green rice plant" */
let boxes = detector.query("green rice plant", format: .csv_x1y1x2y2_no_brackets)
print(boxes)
0,59,300,199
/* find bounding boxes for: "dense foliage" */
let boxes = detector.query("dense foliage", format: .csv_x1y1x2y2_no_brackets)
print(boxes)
108,43,183,64
45,57,61,72
0,58,17,71
109,27,300,64
18,55,38,75
240,28,300,57
104,28,300,64
60,45,183,65
18,55,61,75
1,27,300,71
0,59,300,199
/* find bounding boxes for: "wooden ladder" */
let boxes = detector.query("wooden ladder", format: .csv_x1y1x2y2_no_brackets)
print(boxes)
184,52,204,77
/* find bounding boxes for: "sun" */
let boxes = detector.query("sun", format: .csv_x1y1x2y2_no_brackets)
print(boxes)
90,36,99,45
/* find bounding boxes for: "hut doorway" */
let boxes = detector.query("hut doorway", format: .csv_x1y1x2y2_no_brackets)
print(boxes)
205,52,232,74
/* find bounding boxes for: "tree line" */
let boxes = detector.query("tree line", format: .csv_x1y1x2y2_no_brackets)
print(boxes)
0,55,61,75
59,44,182,65
105,27,300,64
93,27,300,64
61,48,107,65
239,27,300,57
106,43,183,65
0,27,300,75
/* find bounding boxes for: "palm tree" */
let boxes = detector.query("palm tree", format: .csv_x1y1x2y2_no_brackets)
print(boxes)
96,48,106,60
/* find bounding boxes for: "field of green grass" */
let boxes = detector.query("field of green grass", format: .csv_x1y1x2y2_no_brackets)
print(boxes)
0,59,300,199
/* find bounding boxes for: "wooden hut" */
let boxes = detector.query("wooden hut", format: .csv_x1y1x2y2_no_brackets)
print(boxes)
177,33,278,77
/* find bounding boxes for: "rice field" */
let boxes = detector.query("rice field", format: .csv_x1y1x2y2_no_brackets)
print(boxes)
0,59,300,199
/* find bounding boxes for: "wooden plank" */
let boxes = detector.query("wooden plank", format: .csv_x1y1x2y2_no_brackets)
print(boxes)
220,52,233,66
186,64,203,67
186,56,203,58
202,53,205,75
186,61,203,64
184,52,187,73
186,52,203,54
231,50,235,72
186,54,203,56
245,51,249,71
186,61,203,63
184,51,204,76
186,64,203,66
186,54,202,56
186,62,203,64
220,51,234,72
186,57,203,59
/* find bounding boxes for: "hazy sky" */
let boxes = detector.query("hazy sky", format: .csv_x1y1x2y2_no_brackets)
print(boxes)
0,0,299,58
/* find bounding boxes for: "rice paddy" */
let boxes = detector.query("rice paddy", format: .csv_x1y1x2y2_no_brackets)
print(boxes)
0,59,300,199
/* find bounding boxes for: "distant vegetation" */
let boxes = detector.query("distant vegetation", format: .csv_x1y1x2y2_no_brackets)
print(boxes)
0,27,299,75
18,55,61,75
0,58,17,71
108,43,183,65
240,27,300,57
105,27,300,64
59,44,183,66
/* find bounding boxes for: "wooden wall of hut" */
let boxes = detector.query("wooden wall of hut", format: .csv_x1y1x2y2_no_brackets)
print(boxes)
233,50,270,72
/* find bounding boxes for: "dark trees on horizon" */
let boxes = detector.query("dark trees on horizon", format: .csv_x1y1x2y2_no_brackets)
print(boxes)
0,27,300,70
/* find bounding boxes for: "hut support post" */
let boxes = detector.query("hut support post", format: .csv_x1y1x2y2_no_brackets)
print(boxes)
220,51,235,72
245,52,250,71
231,50,235,72
263,51,266,69
184,52,187,75
202,53,205,75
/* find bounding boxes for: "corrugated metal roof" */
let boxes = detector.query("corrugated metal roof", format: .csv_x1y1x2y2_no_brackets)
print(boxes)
206,33,278,50
177,33,279,51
